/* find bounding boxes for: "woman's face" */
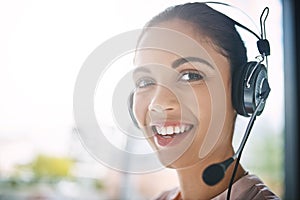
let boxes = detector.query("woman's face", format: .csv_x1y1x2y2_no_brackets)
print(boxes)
132,19,235,168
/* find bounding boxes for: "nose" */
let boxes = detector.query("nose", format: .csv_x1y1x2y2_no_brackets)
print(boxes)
148,85,179,113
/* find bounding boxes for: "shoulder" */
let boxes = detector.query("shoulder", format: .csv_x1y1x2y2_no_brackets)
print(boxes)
152,187,180,200
214,174,280,200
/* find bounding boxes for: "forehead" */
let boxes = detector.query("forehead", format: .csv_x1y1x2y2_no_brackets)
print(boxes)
134,20,231,77
136,19,224,60
135,33,211,66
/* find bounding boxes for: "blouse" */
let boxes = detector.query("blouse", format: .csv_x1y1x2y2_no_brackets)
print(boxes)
153,174,280,200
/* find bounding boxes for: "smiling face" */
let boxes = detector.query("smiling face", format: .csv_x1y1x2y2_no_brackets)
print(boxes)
132,19,236,168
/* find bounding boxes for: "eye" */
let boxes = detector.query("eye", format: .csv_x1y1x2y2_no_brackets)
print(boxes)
135,77,156,88
178,70,204,82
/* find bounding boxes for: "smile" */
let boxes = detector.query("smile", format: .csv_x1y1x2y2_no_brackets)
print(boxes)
152,124,193,136
150,123,194,147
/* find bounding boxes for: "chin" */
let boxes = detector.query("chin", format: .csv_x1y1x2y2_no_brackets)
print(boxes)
158,146,202,169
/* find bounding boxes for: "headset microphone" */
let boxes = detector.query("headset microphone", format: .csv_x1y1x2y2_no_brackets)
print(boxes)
202,90,270,186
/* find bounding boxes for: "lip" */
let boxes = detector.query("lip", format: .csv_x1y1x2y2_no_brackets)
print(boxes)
149,121,194,147
150,121,191,127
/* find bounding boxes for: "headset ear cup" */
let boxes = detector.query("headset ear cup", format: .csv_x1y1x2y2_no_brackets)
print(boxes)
244,63,269,116
128,92,139,128
232,62,259,116
232,61,269,117
232,62,251,117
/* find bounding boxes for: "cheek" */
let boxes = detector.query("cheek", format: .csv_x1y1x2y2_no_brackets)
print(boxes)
196,87,212,138
198,92,211,118
190,85,212,123
191,85,212,140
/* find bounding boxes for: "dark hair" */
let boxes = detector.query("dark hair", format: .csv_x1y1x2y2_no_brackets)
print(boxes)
142,2,247,76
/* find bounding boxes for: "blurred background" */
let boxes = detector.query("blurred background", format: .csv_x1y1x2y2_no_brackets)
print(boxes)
0,0,286,199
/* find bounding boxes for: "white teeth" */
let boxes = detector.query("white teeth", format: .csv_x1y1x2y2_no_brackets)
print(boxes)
174,126,180,134
154,125,192,136
180,125,185,133
161,127,167,135
167,126,173,135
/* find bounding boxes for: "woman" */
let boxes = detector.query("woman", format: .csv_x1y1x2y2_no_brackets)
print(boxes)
130,2,279,199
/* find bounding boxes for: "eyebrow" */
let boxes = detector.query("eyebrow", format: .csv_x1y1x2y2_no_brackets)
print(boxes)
172,56,214,69
133,66,151,75
133,56,214,75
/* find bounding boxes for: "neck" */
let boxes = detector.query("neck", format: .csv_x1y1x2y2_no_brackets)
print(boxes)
175,146,246,200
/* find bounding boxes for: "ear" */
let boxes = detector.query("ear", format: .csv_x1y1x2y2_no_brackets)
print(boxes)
127,91,139,128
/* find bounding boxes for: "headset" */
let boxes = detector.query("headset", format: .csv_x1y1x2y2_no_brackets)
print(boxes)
127,2,271,200
128,89,139,128
220,5,271,117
